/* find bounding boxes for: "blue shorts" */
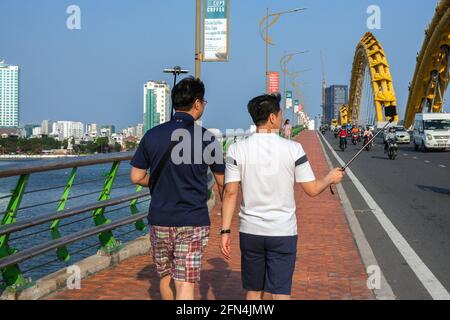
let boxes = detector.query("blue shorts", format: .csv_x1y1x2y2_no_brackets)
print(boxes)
239,232,298,295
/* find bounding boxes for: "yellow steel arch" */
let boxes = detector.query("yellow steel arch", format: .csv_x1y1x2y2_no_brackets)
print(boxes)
339,104,349,125
349,32,398,125
405,0,450,128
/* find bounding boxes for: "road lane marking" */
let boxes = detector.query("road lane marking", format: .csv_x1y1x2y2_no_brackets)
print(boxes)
425,160,431,164
320,133,450,300
413,157,419,160
439,165,446,168
317,134,396,300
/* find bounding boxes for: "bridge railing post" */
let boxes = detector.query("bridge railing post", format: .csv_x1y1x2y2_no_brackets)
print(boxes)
0,174,29,288
50,167,78,262
92,161,121,253
130,185,146,232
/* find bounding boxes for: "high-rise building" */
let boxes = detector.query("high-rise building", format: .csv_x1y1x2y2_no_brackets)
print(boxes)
0,59,20,128
100,125,115,137
32,126,42,137
86,123,99,138
51,121,84,141
41,120,55,135
136,124,144,139
143,81,170,132
24,124,40,138
325,85,348,125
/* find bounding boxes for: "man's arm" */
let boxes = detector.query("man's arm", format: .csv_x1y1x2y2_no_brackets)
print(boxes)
300,168,344,197
130,167,150,187
220,181,239,260
213,172,225,202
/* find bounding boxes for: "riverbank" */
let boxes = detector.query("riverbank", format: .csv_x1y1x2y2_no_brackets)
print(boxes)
0,154,86,160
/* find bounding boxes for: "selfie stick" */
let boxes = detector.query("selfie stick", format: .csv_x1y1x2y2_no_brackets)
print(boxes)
163,66,189,120
328,118,395,194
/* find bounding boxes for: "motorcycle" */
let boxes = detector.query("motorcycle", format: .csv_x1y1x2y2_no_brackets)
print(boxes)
351,133,359,145
339,137,347,151
364,135,373,151
334,130,339,139
321,128,326,135
387,140,398,160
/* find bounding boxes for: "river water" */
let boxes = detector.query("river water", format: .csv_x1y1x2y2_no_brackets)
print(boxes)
0,160,150,287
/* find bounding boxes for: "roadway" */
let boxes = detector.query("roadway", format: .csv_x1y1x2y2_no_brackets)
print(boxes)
320,131,450,300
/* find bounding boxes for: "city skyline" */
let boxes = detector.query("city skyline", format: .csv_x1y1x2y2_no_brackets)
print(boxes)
0,0,442,131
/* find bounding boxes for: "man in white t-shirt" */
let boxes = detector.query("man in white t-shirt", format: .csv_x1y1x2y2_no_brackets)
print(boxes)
220,93,344,300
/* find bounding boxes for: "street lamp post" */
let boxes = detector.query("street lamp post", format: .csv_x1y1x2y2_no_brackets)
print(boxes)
163,66,190,119
195,0,202,79
280,51,307,115
259,7,307,93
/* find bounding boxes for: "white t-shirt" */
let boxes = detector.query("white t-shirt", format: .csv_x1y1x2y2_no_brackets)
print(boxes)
225,133,316,237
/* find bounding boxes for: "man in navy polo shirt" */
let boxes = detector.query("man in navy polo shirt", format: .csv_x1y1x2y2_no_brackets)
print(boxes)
130,77,225,300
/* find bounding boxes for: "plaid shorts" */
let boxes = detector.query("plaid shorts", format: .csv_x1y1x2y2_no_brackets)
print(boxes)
149,225,210,283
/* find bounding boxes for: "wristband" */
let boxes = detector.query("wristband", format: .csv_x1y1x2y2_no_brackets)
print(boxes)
220,229,231,235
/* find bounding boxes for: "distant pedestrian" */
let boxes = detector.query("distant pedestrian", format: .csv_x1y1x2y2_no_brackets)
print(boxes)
283,119,292,139
130,77,225,300
220,93,344,300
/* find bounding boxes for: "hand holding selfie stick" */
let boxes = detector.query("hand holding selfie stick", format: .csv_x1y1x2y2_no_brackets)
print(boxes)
328,108,396,195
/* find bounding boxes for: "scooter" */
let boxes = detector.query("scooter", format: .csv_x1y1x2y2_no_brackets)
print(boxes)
364,135,373,151
351,133,359,145
387,140,398,160
339,137,347,151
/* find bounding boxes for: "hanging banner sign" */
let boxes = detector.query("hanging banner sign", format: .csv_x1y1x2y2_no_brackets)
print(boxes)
294,99,299,113
286,91,293,109
269,72,280,93
203,0,229,62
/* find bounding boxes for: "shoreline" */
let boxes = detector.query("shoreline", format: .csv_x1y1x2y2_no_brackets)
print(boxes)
0,154,84,160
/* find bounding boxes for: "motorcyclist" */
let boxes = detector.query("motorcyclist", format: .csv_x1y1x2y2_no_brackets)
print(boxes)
384,127,397,153
351,125,359,144
363,126,373,139
363,126,374,149
338,127,348,148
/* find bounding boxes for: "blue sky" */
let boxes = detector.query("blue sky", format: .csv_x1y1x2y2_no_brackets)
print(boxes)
0,0,437,131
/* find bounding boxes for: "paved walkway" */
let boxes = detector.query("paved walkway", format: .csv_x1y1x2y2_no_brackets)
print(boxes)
48,131,373,300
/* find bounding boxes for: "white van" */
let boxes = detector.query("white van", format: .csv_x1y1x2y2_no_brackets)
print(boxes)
413,113,450,151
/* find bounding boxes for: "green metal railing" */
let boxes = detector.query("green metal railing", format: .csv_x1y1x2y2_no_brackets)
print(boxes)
0,132,249,293
0,152,149,291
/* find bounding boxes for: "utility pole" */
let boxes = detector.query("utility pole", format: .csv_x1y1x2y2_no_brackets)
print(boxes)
320,50,327,125
195,0,202,79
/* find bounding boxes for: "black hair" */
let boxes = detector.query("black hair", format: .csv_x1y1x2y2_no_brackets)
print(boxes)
172,76,205,111
247,93,282,126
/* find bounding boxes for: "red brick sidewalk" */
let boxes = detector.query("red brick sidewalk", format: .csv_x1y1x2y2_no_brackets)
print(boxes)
47,131,373,300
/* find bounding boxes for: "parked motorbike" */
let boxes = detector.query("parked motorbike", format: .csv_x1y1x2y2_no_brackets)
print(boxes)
387,140,398,160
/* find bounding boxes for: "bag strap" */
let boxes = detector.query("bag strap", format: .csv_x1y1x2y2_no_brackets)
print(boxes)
150,121,190,195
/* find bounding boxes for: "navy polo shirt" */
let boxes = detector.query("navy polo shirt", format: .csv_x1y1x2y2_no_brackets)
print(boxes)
130,112,225,227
